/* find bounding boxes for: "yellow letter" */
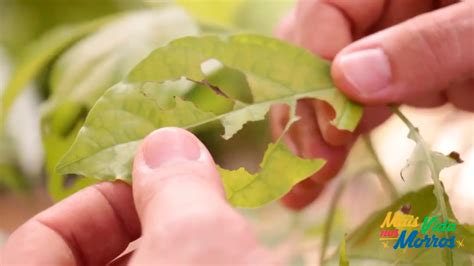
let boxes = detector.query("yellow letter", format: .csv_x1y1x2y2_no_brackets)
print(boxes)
381,212,394,228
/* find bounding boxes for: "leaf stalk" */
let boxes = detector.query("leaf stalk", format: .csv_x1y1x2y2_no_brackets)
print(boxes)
390,105,453,266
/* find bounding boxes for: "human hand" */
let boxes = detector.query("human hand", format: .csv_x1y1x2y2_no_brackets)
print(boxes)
271,0,474,209
1,128,272,265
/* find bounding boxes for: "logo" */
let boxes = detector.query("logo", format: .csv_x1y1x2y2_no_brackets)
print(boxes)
379,205,464,249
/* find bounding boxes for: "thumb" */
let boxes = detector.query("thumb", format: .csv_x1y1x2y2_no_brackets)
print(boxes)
332,1,473,104
132,127,224,216
131,128,271,264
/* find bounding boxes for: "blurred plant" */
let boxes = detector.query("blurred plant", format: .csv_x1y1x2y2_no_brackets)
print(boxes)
0,0,145,57
0,135,29,193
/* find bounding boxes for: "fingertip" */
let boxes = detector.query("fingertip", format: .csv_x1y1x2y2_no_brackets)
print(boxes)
331,48,394,104
281,179,324,210
133,128,213,176
141,128,202,169
132,128,222,194
269,104,290,140
354,105,391,134
278,101,353,211
294,1,352,59
312,100,354,146
132,128,226,228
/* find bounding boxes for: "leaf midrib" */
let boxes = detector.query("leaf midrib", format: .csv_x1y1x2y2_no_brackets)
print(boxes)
58,87,335,172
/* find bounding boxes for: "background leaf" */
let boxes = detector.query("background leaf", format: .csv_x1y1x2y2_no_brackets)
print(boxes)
43,8,199,113
42,118,97,201
0,16,113,129
177,0,294,35
0,135,30,193
233,0,295,35
176,0,243,28
335,185,473,265
0,0,143,56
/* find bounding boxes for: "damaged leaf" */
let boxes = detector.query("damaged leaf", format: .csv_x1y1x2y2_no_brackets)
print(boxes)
57,34,362,207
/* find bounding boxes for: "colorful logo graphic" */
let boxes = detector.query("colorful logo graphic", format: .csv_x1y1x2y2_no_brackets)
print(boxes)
379,206,464,249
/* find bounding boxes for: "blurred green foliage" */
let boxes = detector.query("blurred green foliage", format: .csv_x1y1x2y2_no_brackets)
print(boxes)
1,16,114,126
178,0,294,34
0,134,29,193
0,0,144,57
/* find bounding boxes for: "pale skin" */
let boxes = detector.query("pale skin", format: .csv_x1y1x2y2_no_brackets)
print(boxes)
1,0,473,263
272,0,474,209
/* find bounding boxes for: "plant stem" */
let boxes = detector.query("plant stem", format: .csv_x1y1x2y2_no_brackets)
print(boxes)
319,135,399,265
319,175,349,266
363,135,398,201
390,106,453,266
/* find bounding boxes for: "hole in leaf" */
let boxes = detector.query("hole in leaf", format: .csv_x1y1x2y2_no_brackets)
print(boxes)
200,58,223,76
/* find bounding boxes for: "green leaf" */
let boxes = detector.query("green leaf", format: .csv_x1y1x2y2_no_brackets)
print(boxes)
220,142,324,207
56,82,208,180
340,185,473,265
0,15,113,129
57,34,362,207
127,35,362,130
184,65,252,114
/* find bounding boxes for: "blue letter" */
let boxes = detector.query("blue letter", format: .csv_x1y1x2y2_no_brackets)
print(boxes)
413,237,423,248
447,236,455,248
438,237,447,248
432,234,439,247
423,234,432,248
394,230,417,249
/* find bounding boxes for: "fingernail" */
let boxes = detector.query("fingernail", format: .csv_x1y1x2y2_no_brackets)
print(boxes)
338,48,391,96
142,128,202,169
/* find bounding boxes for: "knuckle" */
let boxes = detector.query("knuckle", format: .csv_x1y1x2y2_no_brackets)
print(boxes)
406,15,447,77
404,5,473,78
